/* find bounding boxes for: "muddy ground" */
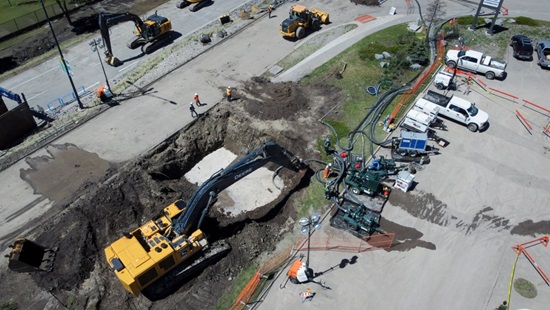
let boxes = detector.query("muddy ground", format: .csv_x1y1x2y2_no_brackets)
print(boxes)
0,79,342,309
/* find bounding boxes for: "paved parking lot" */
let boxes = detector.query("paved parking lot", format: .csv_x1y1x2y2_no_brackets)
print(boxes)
260,38,550,310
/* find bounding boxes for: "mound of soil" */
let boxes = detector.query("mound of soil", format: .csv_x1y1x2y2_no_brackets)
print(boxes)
0,79,341,309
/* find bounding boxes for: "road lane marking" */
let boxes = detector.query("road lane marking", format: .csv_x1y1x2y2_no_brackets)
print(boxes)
27,90,48,100
119,61,138,72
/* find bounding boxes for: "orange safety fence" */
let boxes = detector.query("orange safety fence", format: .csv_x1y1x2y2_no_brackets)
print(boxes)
230,245,293,310
389,33,446,123
293,234,395,253
231,233,395,309
489,87,519,100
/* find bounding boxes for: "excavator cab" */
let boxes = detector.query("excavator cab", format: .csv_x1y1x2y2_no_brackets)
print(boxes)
137,14,172,41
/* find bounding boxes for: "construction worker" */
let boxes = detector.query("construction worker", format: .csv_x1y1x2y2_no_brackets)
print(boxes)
323,163,331,180
464,74,472,95
189,102,198,118
323,137,331,154
496,301,508,310
226,86,232,102
267,5,273,18
193,93,201,107
382,186,390,199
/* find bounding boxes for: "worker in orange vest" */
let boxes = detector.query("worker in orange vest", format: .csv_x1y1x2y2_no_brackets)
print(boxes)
226,86,232,102
323,163,331,179
193,93,201,107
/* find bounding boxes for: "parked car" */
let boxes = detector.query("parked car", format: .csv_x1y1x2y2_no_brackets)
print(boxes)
535,40,550,69
510,35,533,60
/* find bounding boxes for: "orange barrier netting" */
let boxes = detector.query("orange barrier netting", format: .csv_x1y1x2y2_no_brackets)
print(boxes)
230,245,293,310
511,236,550,286
230,233,395,309
389,34,445,123
293,234,395,253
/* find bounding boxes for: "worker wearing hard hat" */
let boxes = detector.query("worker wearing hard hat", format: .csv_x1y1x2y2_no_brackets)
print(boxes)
193,93,201,107
226,86,232,102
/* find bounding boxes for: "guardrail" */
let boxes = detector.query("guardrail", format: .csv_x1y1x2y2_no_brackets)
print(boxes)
46,85,90,113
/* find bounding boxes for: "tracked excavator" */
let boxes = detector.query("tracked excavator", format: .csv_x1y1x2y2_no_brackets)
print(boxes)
176,0,209,11
104,141,305,298
98,12,172,67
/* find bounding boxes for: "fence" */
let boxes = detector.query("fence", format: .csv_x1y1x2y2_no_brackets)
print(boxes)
230,233,395,309
389,33,446,123
0,1,81,41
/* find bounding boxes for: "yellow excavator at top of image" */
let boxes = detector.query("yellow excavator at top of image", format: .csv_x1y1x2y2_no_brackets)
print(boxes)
98,12,172,67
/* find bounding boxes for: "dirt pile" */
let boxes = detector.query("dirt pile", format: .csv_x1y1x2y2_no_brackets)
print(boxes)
0,80,341,309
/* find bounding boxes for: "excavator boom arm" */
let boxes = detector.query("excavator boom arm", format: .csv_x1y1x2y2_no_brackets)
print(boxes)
98,13,144,57
0,86,22,104
173,141,304,235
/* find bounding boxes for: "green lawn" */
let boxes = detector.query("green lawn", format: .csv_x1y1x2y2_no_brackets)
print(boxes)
302,23,424,146
0,0,67,24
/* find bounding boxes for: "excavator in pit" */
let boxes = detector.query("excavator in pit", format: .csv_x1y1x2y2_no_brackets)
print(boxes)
98,12,172,67
104,141,306,299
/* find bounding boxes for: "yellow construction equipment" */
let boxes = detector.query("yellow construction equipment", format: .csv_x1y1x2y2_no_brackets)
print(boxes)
280,5,329,40
104,141,305,299
98,12,173,67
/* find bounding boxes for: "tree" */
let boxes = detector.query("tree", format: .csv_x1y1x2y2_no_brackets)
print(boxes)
425,0,447,32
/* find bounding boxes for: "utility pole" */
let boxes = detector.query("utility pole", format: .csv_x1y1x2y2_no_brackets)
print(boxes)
40,0,84,110
89,38,112,92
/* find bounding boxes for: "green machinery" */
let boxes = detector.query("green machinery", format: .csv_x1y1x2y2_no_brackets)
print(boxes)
330,199,385,238
344,156,396,197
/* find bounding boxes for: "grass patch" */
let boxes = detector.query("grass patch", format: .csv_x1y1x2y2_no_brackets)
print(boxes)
215,262,260,310
267,24,357,77
514,16,541,27
0,300,19,310
301,24,422,146
513,278,537,298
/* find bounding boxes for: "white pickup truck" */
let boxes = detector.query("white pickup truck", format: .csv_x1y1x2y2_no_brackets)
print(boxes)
419,90,488,132
445,49,506,80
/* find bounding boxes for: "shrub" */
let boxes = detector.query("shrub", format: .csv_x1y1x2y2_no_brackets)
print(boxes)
514,16,540,27
455,15,482,27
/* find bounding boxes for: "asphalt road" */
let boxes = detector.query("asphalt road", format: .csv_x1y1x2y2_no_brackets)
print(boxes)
0,0,251,110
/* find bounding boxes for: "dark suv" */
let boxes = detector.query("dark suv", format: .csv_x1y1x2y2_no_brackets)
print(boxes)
510,35,534,60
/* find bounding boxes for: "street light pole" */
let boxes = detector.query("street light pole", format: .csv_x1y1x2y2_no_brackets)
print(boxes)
40,0,84,109
299,213,321,278
89,38,112,92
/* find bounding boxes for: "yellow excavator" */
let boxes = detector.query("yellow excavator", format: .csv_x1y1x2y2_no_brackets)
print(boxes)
104,141,306,299
280,5,330,40
98,12,172,67
176,0,209,11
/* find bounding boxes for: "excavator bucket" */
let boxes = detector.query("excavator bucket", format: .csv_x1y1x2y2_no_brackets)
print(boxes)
6,238,57,272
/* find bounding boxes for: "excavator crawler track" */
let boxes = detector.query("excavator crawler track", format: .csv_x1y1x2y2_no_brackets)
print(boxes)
142,240,231,300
